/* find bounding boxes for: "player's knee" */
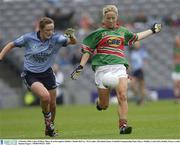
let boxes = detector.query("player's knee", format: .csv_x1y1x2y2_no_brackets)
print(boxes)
40,92,51,103
42,97,50,104
118,92,127,102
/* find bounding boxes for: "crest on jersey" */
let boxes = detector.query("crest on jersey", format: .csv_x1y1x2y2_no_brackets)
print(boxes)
106,36,121,47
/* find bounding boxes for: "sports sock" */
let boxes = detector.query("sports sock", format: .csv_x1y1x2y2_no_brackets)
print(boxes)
43,112,51,119
119,119,127,128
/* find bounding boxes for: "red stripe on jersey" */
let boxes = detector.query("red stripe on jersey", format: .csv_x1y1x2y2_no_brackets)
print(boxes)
97,36,111,46
128,34,137,46
81,44,94,54
97,49,125,58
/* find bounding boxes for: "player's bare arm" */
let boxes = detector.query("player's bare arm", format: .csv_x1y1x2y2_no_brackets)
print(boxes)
137,23,162,41
80,53,90,67
71,53,90,80
0,42,15,60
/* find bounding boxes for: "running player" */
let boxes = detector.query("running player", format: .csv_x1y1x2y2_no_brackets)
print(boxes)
129,41,149,105
0,17,77,137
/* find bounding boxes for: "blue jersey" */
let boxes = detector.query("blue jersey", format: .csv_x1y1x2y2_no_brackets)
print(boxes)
130,48,149,71
13,32,68,73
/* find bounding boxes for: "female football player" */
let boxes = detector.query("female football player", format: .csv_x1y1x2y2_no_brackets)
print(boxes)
71,5,161,134
172,35,180,103
0,17,77,137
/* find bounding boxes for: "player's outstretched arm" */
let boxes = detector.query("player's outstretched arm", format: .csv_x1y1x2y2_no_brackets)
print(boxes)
71,53,90,80
137,23,162,41
64,28,77,44
0,42,15,61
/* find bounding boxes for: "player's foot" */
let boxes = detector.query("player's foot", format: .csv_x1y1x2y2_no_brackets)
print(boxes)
174,98,180,104
120,125,132,134
96,100,102,111
136,99,144,106
45,128,58,137
45,122,58,137
43,113,58,137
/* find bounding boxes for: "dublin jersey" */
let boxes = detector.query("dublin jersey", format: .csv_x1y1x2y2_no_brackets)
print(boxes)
13,32,68,73
81,27,138,71
130,48,149,71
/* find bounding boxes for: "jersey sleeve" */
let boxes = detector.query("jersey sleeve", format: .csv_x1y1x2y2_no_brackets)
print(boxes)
56,34,68,47
13,35,27,47
124,29,138,46
81,31,98,55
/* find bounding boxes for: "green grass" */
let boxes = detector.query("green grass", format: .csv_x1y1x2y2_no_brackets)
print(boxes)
0,100,180,139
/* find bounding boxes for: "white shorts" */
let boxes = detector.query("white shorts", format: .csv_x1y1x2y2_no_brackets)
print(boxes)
95,64,128,89
172,72,180,81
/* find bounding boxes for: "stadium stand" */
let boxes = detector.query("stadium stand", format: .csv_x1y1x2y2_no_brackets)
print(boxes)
0,0,180,107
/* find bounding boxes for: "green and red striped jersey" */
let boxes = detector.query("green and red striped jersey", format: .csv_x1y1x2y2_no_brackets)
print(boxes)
173,47,180,73
81,26,138,71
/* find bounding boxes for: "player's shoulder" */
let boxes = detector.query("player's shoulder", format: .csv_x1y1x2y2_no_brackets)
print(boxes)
52,32,65,39
85,28,105,39
118,26,129,32
15,32,36,42
118,26,133,36
23,32,37,39
24,32,36,36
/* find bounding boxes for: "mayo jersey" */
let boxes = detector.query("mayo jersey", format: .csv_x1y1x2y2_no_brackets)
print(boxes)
13,32,68,73
174,47,180,73
81,27,138,71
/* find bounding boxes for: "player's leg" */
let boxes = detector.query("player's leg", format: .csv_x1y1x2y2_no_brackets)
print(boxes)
138,78,146,105
174,80,180,103
130,76,139,98
94,66,110,111
96,88,110,110
41,68,58,137
116,77,132,134
31,82,50,115
172,72,180,103
178,80,180,100
49,89,56,123
137,69,146,105
30,82,55,136
43,89,58,137
21,71,54,136
21,70,56,137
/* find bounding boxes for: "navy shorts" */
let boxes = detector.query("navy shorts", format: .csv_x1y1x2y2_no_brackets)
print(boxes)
21,68,57,90
132,69,144,80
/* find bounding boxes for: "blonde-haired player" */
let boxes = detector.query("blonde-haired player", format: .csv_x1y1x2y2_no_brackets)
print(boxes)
71,5,161,134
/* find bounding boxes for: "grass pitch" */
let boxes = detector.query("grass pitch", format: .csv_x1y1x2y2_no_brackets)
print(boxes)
0,100,180,139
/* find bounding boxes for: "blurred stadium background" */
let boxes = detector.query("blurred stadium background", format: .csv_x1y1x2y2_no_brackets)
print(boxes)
0,0,180,108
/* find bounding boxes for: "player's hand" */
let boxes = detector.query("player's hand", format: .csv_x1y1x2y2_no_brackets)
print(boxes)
151,23,162,33
71,65,83,80
65,28,75,38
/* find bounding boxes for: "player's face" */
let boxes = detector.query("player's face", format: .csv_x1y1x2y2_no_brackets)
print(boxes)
103,11,118,29
40,23,54,40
